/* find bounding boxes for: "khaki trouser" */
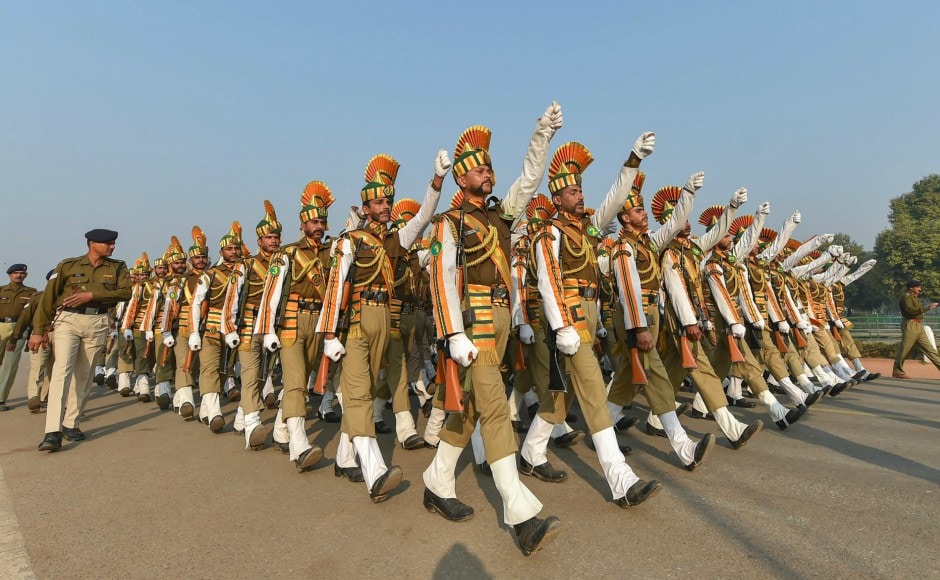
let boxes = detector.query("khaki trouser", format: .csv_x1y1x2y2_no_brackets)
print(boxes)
117,332,135,373
376,311,415,414
813,327,841,363
756,328,792,381
839,327,862,360
0,321,14,367
154,340,175,383
45,312,109,434
514,323,549,398
237,335,264,414
173,339,196,388
661,309,729,412
28,338,53,402
796,329,829,368
894,319,940,372
707,317,769,395
198,334,224,395
536,300,612,435
608,303,677,416
132,331,153,375
0,336,26,402
440,305,517,462
279,310,320,419
340,304,390,439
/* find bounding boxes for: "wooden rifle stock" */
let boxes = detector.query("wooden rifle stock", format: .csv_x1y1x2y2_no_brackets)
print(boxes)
626,330,648,386
514,340,526,371
794,328,808,348
679,333,697,369
143,340,152,359
313,352,331,395
183,349,195,373
442,357,464,413
829,321,842,342
727,331,746,363
159,341,171,366
772,329,788,354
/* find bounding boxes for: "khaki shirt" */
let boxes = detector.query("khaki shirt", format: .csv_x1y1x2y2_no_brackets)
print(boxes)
899,292,927,320
11,290,43,338
0,282,35,320
33,255,132,334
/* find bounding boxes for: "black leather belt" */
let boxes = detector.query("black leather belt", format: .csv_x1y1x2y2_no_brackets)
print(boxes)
401,303,416,315
578,287,597,299
297,299,322,312
0,317,17,323
362,290,389,304
63,306,108,315
491,286,509,301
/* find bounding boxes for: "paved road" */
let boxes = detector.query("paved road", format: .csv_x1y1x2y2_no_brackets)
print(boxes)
0,361,937,578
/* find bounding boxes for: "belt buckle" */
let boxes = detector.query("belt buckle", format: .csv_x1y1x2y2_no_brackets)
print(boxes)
581,287,596,299
491,287,509,300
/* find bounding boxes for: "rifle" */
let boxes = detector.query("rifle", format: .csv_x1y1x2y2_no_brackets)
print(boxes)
221,265,249,377
262,250,293,383
625,329,649,386
793,325,808,348
184,293,208,373
314,236,364,395
770,322,788,354
546,329,569,393
514,339,526,371
442,209,470,413
674,245,700,370
727,328,746,363
143,338,153,359
744,323,762,350
829,321,842,342
106,333,116,356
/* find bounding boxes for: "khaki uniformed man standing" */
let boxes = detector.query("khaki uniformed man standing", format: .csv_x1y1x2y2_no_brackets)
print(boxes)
0,264,35,410
892,279,940,377
29,229,131,451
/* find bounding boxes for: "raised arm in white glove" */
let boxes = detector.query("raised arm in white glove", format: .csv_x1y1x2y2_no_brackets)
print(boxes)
632,132,655,160
730,323,746,338
518,324,535,345
224,332,240,348
537,101,564,134
729,187,748,209
555,326,581,355
448,332,478,367
820,234,834,243
263,333,280,353
828,245,844,258
684,171,705,194
788,211,801,225
145,330,154,342
757,202,771,216
434,149,452,178
323,337,346,362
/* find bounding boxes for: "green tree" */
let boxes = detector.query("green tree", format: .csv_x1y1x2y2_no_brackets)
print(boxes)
874,174,940,303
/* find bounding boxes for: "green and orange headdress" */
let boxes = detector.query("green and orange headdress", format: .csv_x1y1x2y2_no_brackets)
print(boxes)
729,215,753,241
698,205,725,232
621,171,646,211
548,142,593,195
452,125,494,185
189,226,208,258
390,198,420,232
361,154,399,203
651,185,683,224
758,227,778,251
164,235,186,263
255,200,282,237
300,181,335,225
219,221,243,248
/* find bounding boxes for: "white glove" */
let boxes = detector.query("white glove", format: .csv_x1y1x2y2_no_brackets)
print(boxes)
224,332,240,348
796,320,811,333
555,326,581,355
448,332,478,367
597,254,610,275
631,132,655,160
596,326,608,339
109,330,118,340
434,149,452,178
777,321,790,334
188,333,202,351
684,171,705,194
145,330,154,342
729,187,748,209
417,249,431,268
757,202,771,216
123,329,133,340
805,322,816,334
752,318,766,330
863,259,877,268
834,319,845,329
702,320,714,331
163,334,176,348
828,245,844,257
323,337,346,362
263,333,280,352
604,221,618,236
730,323,746,339
789,211,801,225
820,234,834,243
518,324,535,345
538,101,563,131
847,255,858,266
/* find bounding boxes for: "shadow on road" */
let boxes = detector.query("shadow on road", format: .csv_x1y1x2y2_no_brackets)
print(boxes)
432,542,492,579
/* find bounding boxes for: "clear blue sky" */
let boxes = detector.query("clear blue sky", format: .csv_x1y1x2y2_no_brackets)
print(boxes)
2,1,938,277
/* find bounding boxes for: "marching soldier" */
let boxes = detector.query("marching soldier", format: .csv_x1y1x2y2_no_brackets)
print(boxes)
0,263,35,409
30,229,131,451
119,253,156,402
10,270,52,412
315,150,445,500
257,183,336,464
142,237,187,410
522,135,664,506
421,103,563,556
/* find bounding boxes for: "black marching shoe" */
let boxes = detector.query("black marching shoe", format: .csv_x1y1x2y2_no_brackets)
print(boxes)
369,466,403,504
476,462,492,476
514,515,562,557
62,427,86,442
374,420,392,435
402,434,429,450
775,405,808,431
295,446,324,472
0,402,10,412
676,402,691,417
156,393,171,411
565,412,578,423
263,392,278,409
828,381,851,397
334,462,365,483
138,393,151,403
27,397,42,413
179,402,195,421
852,370,867,381
728,420,764,449
644,421,667,438
687,409,715,421
614,416,638,432
511,420,529,433
38,432,63,452
119,387,132,397
519,457,567,483
423,488,474,522
209,415,225,434
317,410,341,423
552,430,585,449
804,390,823,407
863,372,881,382
615,479,663,508
94,373,105,386
683,433,715,472
727,396,756,408
105,374,118,389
